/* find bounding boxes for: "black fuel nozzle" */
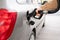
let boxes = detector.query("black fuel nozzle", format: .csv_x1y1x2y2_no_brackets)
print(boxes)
26,8,37,21
38,10,43,14
26,11,30,21
33,10,44,19
26,8,44,25
26,8,44,20
29,8,37,17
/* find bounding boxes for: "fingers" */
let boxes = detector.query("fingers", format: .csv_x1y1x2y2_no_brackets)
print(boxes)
36,7,43,16
36,9,41,16
36,8,41,14
36,9,38,14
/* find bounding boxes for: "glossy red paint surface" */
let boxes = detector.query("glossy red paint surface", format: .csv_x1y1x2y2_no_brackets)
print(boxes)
0,9,17,40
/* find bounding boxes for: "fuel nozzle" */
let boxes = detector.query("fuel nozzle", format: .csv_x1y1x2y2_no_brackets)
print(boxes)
26,11,30,21
26,8,37,21
26,8,44,25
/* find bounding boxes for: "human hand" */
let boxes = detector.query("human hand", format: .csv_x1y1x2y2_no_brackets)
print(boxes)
35,8,42,17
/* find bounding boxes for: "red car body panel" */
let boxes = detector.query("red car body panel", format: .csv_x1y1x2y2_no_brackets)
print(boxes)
0,9,17,40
